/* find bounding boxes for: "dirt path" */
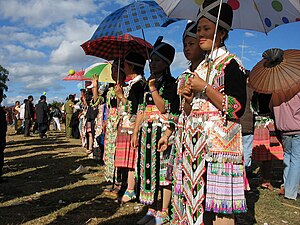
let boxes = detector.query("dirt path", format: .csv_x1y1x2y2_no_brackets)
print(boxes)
0,126,299,225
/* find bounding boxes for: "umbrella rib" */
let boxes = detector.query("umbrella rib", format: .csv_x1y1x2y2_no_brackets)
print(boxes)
253,0,268,35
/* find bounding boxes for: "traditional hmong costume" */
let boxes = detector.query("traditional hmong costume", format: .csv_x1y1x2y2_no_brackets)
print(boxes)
138,39,180,206
138,76,179,205
178,2,248,224
180,46,247,225
104,87,120,182
114,75,146,169
172,21,199,224
251,93,283,161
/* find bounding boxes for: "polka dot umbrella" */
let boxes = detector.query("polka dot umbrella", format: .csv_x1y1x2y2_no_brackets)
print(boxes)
155,0,300,33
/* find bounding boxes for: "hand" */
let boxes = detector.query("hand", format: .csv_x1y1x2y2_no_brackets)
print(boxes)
189,73,207,93
115,84,123,99
92,74,98,88
183,79,194,104
158,135,168,152
130,133,138,149
148,73,156,89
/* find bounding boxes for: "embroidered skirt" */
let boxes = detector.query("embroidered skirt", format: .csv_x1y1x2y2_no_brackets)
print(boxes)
104,108,119,182
114,125,136,169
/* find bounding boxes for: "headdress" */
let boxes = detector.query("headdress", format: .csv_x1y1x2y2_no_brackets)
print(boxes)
197,0,233,31
150,36,175,65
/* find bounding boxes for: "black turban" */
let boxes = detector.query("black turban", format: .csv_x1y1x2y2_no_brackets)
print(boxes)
197,0,233,31
183,21,197,40
150,36,175,65
124,52,146,69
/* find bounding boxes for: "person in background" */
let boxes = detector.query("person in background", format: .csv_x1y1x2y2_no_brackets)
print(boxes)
24,95,34,137
13,101,21,133
51,106,62,131
0,88,7,183
35,95,49,138
65,94,74,138
271,91,300,200
252,92,283,191
240,71,254,172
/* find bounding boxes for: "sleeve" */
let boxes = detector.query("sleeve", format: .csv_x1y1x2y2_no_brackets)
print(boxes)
224,59,247,119
128,82,145,115
161,79,180,129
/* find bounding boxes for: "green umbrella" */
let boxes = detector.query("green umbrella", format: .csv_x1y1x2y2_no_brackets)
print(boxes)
84,62,115,83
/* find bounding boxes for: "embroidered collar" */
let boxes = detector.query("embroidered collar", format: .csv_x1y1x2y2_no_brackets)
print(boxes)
206,46,228,63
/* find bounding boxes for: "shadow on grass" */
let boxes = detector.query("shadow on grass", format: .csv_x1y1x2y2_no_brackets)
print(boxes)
97,207,148,225
0,183,106,224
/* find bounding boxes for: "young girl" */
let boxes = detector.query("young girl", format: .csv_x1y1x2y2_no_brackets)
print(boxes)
114,52,147,204
133,38,179,225
180,1,247,224
159,21,205,224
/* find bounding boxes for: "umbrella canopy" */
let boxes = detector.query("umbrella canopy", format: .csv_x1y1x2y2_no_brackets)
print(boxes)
81,34,153,61
84,62,115,84
91,1,180,39
63,69,91,81
155,0,300,33
249,48,300,94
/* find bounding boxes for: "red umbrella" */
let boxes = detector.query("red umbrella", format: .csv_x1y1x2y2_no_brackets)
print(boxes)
63,69,91,81
81,34,153,60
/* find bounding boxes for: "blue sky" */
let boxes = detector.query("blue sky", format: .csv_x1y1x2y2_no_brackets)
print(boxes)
1,0,299,106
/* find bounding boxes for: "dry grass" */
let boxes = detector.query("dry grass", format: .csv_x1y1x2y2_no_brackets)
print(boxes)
0,126,299,225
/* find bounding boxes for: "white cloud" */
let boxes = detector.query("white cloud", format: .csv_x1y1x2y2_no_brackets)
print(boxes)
4,45,46,61
244,32,255,38
0,0,99,28
171,52,189,76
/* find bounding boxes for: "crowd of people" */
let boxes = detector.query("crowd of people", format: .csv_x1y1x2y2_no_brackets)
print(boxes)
0,1,299,225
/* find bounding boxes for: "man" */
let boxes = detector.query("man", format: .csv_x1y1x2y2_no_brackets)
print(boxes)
0,88,7,182
24,95,34,137
35,95,48,138
272,92,300,200
65,94,74,138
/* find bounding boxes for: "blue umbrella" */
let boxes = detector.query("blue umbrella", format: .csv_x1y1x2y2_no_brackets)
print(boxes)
90,1,181,40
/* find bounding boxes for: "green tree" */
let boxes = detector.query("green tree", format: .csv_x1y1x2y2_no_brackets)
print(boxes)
0,65,9,91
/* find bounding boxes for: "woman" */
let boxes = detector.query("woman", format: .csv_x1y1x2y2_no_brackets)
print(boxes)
103,60,126,192
180,1,247,224
133,38,180,225
251,92,283,190
114,52,147,203
159,21,205,224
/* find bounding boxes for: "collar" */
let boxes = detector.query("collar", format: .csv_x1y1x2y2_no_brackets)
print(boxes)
128,75,142,86
206,46,228,63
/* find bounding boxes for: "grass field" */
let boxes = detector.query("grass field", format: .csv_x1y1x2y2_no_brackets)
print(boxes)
0,126,299,225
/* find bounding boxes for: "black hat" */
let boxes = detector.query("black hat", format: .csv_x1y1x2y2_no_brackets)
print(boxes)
197,0,233,31
183,21,197,39
40,95,46,100
125,52,146,69
150,36,175,65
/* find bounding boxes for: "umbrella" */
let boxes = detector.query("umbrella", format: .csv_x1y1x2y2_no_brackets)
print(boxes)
84,62,116,84
155,0,300,33
249,48,300,95
90,1,180,39
81,34,153,61
63,69,91,81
